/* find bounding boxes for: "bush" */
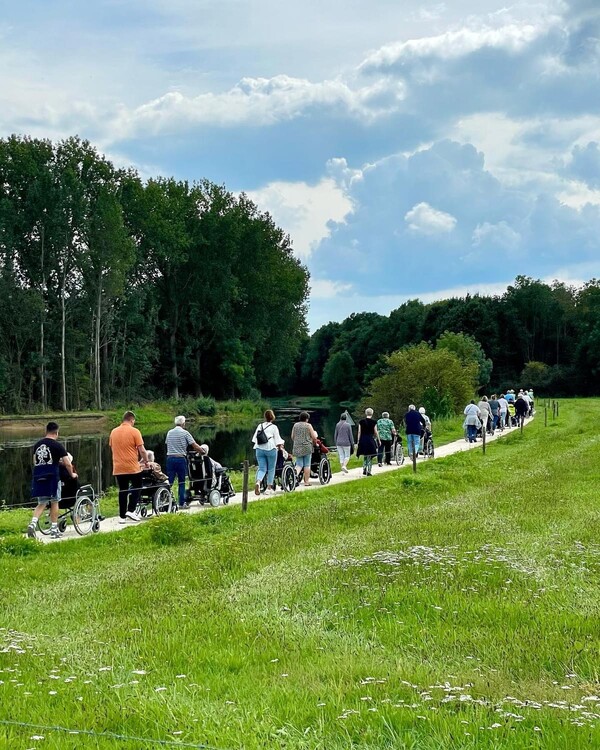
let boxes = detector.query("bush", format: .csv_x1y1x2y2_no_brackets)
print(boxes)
193,397,217,417
148,514,196,546
0,535,41,557
362,343,477,422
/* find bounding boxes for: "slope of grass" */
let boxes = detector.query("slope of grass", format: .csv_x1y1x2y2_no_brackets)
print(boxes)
0,400,598,749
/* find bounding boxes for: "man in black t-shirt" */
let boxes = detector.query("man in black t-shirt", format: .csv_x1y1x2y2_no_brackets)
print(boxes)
27,422,77,540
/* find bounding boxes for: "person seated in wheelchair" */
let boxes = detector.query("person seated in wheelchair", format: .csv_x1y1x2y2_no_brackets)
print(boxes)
140,450,169,484
418,407,432,454
187,444,235,502
309,433,329,477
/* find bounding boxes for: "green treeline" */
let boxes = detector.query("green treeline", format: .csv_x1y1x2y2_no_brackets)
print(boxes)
0,136,309,412
300,277,600,400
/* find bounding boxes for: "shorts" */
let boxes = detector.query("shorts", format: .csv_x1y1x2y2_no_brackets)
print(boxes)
33,483,62,504
296,454,311,469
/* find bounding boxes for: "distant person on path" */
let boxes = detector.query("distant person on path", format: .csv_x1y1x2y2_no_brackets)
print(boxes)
418,407,432,454
498,393,509,429
357,408,380,476
478,396,492,434
252,409,285,495
405,405,426,460
334,413,354,474
27,422,77,539
489,394,500,433
291,412,318,487
165,415,203,508
514,394,529,426
464,401,482,443
376,411,396,466
109,411,149,524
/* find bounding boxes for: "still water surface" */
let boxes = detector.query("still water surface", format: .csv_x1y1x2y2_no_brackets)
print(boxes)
0,406,346,508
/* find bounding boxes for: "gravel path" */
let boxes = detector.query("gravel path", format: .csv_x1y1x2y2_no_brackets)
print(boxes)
37,417,532,544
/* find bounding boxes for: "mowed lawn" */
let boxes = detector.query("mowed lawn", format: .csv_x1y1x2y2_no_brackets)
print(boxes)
1,400,599,749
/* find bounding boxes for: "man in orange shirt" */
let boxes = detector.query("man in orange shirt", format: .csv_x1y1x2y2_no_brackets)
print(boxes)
109,411,149,524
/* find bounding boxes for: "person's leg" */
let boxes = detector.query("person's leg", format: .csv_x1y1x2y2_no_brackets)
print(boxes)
166,457,177,494
266,448,277,489
364,454,372,475
116,475,129,518
176,457,187,506
338,445,349,472
377,441,383,466
255,450,267,493
27,499,49,536
127,473,143,514
383,439,391,464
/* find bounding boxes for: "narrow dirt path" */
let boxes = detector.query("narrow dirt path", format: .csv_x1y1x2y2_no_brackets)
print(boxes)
39,418,532,544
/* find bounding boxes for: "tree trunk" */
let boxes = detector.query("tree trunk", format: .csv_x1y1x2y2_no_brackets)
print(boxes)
61,276,67,411
95,280,102,409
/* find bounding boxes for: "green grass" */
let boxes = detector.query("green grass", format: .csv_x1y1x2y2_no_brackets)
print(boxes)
0,400,599,749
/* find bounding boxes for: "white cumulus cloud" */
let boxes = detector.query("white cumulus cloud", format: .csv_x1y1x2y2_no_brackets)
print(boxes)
404,202,457,235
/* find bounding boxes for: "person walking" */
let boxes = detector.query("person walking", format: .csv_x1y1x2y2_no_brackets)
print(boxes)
109,411,149,524
514,394,528,427
489,394,500,434
291,411,318,486
405,404,426,459
464,400,481,443
357,408,379,476
165,415,203,508
376,411,396,466
478,396,492,434
418,407,432,454
26,422,78,539
498,393,509,429
252,409,284,495
334,413,354,474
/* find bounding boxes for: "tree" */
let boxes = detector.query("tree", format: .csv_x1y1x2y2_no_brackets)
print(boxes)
322,351,360,404
363,343,478,422
436,331,493,388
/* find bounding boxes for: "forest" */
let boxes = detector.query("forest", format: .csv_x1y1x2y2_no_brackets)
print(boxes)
0,135,309,412
299,277,600,401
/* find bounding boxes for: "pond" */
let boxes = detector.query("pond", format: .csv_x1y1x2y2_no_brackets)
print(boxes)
0,405,349,508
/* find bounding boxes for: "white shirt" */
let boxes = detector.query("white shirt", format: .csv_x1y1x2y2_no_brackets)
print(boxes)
252,422,283,451
498,398,508,412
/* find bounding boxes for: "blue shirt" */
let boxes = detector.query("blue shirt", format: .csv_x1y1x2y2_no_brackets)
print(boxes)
405,411,425,435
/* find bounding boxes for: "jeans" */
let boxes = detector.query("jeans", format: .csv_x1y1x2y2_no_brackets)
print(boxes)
256,448,277,487
167,456,188,506
500,411,507,428
467,425,478,442
377,439,393,464
492,414,499,431
116,473,143,518
407,433,420,458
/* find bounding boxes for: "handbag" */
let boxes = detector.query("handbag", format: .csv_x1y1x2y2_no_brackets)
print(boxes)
256,423,270,445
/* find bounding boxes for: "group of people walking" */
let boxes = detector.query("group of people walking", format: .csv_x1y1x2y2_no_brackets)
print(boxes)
463,388,534,443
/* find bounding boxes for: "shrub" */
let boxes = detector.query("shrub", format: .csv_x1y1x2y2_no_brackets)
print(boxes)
193,397,217,417
148,514,196,546
0,535,41,557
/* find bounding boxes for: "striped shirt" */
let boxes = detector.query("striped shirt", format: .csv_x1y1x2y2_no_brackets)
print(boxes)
165,426,195,456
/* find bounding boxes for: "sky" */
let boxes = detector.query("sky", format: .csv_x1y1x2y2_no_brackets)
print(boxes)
1,0,599,330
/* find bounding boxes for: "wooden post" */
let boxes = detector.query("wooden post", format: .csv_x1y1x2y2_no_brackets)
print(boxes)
556,401,559,417
520,417,524,436
412,449,417,474
544,407,547,427
241,460,249,513
482,422,486,454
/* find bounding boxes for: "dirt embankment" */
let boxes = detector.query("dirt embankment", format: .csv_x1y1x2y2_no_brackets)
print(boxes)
0,414,109,436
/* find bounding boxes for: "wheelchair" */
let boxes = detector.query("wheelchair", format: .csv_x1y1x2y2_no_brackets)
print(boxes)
260,451,298,493
392,435,405,465
135,470,174,517
186,452,235,507
420,430,434,459
309,448,332,485
38,482,101,537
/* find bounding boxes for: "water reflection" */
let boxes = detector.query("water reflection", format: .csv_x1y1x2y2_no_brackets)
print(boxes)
0,406,342,508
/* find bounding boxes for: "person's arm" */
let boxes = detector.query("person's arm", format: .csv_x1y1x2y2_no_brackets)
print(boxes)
61,454,77,479
137,442,149,465
309,425,318,444
357,423,362,442
374,425,380,444
273,425,284,449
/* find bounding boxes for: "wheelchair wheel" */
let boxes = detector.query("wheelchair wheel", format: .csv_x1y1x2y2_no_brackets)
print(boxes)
139,505,148,518
72,495,96,536
318,458,332,485
425,439,434,459
208,489,221,507
58,519,68,533
394,443,405,466
152,486,173,516
37,509,52,536
281,464,296,493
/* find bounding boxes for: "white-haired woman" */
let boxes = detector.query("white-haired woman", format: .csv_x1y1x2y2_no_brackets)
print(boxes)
357,408,380,476
165,415,203,508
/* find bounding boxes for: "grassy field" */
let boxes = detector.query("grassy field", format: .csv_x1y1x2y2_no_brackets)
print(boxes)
1,400,598,749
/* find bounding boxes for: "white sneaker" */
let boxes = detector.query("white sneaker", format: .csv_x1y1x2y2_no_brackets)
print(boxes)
125,511,142,522
118,517,128,524
342,466,348,474
264,488,274,496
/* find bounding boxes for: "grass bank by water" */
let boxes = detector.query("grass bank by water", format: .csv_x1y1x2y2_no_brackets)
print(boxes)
1,400,598,749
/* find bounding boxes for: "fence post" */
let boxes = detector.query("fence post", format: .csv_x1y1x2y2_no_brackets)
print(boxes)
241,460,249,513
556,401,559,417
520,417,524,436
482,422,486,454
412,449,417,474
544,406,547,427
